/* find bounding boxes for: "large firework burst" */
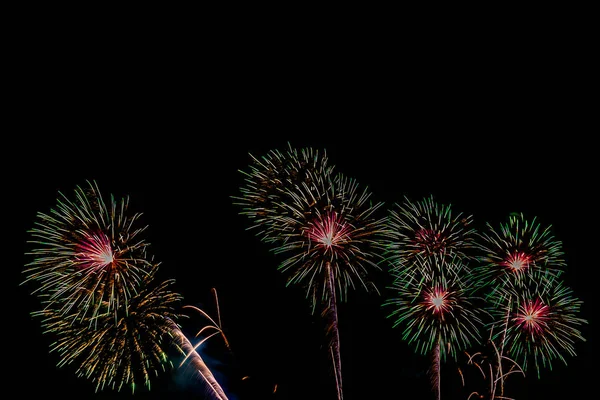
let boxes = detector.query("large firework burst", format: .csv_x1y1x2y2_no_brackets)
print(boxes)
33,271,184,393
273,173,389,308
22,180,154,323
384,253,484,361
486,270,587,377
235,145,388,309
235,144,389,400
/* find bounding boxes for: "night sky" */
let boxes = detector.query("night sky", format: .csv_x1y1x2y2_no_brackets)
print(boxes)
9,27,594,400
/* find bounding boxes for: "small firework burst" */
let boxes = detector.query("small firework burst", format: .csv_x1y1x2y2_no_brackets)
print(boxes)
475,212,567,295
33,273,184,393
383,253,484,362
22,180,154,323
486,271,587,377
384,195,477,269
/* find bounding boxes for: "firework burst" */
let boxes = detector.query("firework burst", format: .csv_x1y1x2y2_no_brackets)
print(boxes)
384,253,484,361
235,145,389,400
233,143,335,245
384,195,477,268
33,272,184,393
274,174,389,309
486,271,587,377
22,180,154,323
474,212,566,295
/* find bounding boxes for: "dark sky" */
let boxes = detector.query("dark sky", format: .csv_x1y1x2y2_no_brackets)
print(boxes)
9,24,594,400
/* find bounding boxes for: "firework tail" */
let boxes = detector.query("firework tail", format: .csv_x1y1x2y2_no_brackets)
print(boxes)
324,262,343,400
169,320,229,400
430,340,441,400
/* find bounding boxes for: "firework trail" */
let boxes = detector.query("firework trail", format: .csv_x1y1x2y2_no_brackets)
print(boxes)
169,288,235,400
382,196,482,400
170,320,230,400
22,180,154,324
234,144,389,400
184,288,232,353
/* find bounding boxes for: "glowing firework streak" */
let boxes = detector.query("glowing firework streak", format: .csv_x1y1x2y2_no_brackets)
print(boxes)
170,321,229,400
430,341,441,400
184,288,232,352
325,262,343,400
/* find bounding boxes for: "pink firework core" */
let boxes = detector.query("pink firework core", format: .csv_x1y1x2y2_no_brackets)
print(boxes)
75,232,115,271
413,228,445,254
501,251,531,274
423,286,452,316
513,298,550,335
306,212,351,251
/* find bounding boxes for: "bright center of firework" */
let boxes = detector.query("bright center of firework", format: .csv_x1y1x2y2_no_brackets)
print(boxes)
503,251,531,274
414,228,445,254
514,298,550,335
423,286,451,315
307,212,351,250
75,232,114,270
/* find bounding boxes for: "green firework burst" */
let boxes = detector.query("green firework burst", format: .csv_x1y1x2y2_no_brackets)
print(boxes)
383,253,484,361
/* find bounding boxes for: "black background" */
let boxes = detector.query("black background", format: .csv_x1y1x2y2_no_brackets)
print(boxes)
8,14,594,400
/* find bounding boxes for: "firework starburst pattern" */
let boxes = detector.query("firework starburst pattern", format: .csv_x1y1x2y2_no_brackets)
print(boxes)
22,180,154,323
486,270,587,377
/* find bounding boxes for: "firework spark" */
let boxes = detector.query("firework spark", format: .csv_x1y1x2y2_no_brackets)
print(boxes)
22,180,154,323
